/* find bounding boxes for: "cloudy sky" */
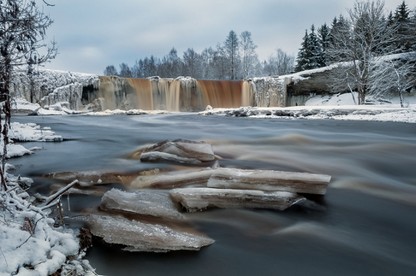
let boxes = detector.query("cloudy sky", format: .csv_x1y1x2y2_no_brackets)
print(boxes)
41,0,412,74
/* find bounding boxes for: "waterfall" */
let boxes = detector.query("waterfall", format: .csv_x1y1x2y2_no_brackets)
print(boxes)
11,69,290,112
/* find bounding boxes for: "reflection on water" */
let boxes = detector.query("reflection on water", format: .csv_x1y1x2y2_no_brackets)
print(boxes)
11,114,416,276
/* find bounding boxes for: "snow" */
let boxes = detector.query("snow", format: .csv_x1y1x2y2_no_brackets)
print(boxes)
0,122,95,275
200,90,416,123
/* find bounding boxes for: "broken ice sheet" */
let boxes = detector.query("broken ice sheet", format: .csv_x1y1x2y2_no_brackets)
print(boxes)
100,188,185,220
170,187,305,212
86,214,214,252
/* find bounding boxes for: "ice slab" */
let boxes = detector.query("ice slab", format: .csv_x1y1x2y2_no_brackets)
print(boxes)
170,187,305,212
87,214,214,252
207,168,331,195
100,188,185,220
133,139,217,165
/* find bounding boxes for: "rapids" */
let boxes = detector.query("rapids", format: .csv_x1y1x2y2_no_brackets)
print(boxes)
10,114,416,276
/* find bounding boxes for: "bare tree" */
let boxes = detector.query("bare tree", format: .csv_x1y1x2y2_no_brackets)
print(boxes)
0,0,57,190
327,0,398,104
265,49,295,76
240,31,258,79
183,48,203,78
103,65,118,76
223,30,240,80
369,53,416,107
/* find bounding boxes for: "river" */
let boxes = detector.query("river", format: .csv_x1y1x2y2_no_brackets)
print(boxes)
10,114,416,276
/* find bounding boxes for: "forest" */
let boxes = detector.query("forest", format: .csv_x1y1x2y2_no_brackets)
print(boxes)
103,1,416,88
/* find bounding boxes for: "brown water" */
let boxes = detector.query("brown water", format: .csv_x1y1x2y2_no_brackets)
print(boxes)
97,77,257,111
11,114,416,276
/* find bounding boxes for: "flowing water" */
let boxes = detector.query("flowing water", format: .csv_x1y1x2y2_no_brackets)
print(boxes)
10,114,416,276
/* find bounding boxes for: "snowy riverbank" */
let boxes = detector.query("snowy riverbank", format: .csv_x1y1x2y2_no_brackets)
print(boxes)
11,93,416,124
0,123,95,275
200,93,416,124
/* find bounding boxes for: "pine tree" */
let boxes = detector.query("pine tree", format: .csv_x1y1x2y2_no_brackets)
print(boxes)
295,30,310,71
296,25,325,71
392,1,415,51
318,23,331,66
308,25,323,69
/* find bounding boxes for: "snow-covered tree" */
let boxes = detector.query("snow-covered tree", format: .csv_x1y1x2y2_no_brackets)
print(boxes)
392,1,416,52
183,48,204,78
0,0,57,189
223,30,240,80
240,31,258,79
295,30,310,72
327,0,399,104
295,25,325,71
119,63,133,77
369,53,416,107
104,65,118,76
318,23,331,65
264,49,294,76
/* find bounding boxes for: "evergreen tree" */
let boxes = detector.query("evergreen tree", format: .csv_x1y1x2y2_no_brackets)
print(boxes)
328,15,351,63
308,25,323,69
392,1,415,51
318,23,331,66
295,30,310,71
295,25,324,71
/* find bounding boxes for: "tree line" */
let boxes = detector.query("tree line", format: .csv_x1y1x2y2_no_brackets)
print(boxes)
295,0,416,71
295,0,416,105
103,30,295,80
104,1,416,106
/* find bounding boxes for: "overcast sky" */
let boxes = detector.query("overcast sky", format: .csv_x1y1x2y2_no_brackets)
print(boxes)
41,0,413,74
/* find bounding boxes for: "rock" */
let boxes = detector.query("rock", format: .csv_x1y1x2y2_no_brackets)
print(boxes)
100,188,185,220
86,214,214,252
207,168,331,195
170,187,305,212
132,139,217,165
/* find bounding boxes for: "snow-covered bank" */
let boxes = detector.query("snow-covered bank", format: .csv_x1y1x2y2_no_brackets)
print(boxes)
11,93,416,123
0,123,95,275
200,92,416,124
200,105,416,123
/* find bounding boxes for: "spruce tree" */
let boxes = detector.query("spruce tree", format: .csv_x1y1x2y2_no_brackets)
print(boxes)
295,30,310,72
393,1,415,51
308,25,323,69
318,24,331,66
